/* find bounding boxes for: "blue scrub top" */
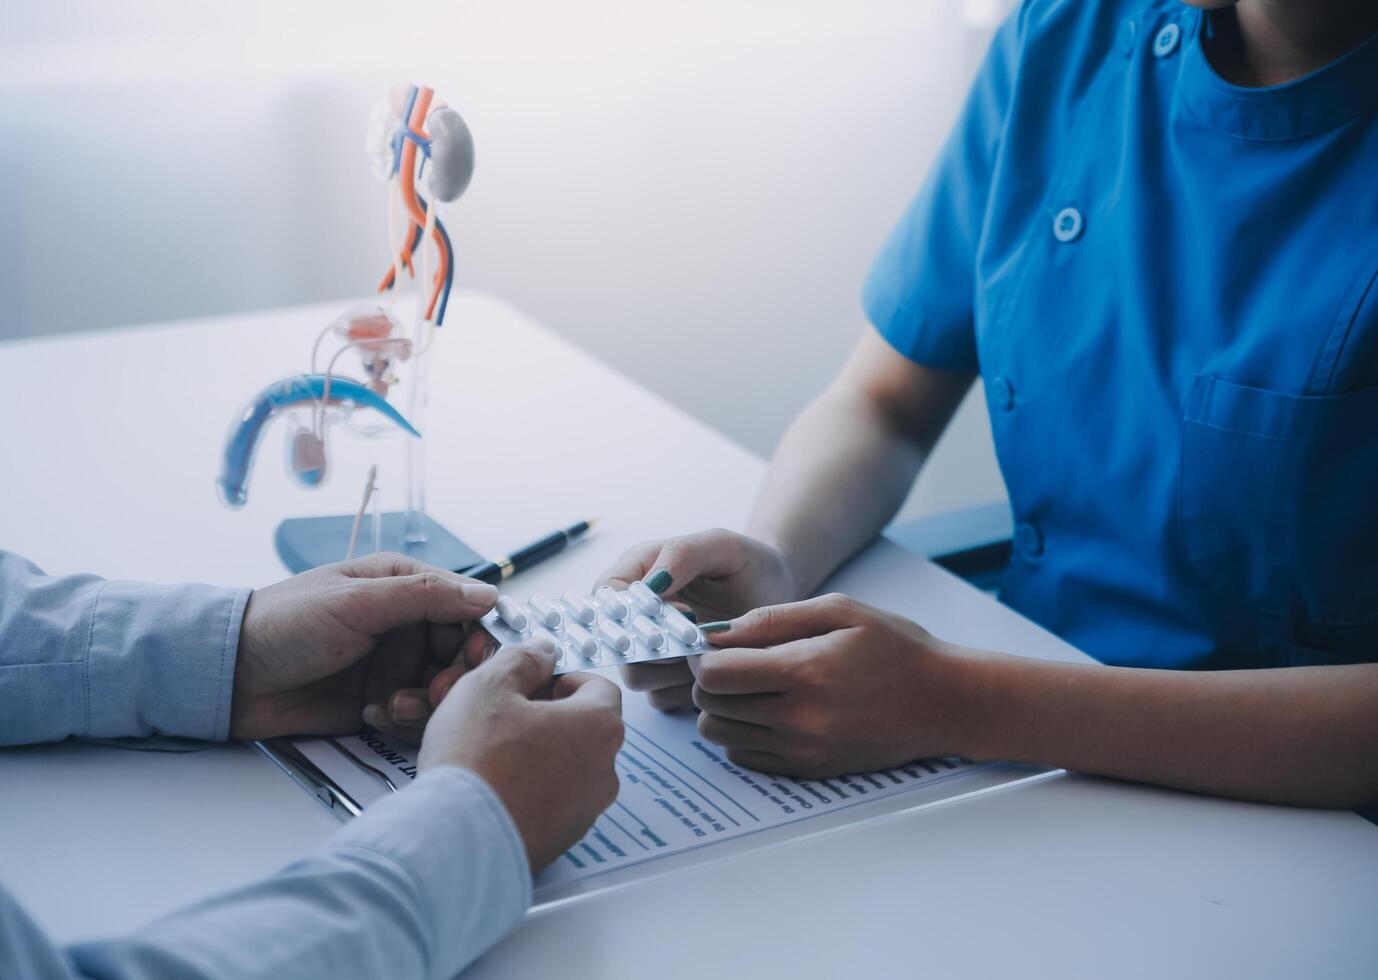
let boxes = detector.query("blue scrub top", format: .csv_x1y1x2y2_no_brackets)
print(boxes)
863,0,1378,670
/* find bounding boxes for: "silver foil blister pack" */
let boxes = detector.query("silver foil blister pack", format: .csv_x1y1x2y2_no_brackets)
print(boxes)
481,580,706,675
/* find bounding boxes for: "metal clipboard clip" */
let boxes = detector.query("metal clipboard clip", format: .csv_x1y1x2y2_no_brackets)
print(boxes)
255,735,400,820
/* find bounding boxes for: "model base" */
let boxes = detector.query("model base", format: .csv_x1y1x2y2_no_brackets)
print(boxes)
275,513,485,574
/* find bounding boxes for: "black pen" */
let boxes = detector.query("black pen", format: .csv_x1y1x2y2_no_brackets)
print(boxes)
459,519,597,583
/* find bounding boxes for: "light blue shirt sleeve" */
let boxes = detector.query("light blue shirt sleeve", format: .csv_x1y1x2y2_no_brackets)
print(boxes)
0,550,534,978
0,549,248,744
1,769,531,980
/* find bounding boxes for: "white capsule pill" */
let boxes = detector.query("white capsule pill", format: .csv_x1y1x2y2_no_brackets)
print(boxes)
627,580,664,616
495,595,529,632
594,586,629,621
630,615,665,650
527,592,562,629
662,607,702,646
563,621,599,660
561,590,597,626
596,620,631,654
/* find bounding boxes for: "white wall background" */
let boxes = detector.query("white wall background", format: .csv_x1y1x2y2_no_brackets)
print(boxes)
0,0,1009,524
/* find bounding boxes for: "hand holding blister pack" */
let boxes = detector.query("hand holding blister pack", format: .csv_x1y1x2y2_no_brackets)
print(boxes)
481,580,705,675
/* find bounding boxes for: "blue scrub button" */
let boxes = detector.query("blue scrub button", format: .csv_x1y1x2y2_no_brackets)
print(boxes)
991,376,1015,411
1053,207,1083,243
1015,522,1044,558
1153,23,1180,58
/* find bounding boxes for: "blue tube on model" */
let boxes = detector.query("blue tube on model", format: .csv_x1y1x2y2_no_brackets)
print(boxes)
216,374,420,508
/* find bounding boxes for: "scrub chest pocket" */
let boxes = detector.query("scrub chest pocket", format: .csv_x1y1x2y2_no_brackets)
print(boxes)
1178,376,1378,627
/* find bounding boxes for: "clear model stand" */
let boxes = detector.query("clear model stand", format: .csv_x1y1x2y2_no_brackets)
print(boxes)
216,83,482,573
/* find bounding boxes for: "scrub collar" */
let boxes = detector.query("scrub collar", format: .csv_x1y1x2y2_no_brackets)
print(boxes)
1178,8,1378,141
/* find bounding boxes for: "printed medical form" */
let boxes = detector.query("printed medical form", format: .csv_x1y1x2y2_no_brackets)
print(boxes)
289,685,1034,898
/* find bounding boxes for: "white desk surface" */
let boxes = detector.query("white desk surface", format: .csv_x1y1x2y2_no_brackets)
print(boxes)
1,294,1375,979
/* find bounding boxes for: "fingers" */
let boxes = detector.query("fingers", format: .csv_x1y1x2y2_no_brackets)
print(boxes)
361,701,425,743
594,528,746,598
619,660,694,711
424,626,496,708
360,686,433,740
551,671,623,713
702,593,861,648
427,664,466,706
691,687,785,726
694,647,796,695
361,621,430,701
697,713,782,754
426,622,468,666
638,528,748,597
619,658,692,693
594,539,665,590
725,748,787,775
471,639,559,698
335,552,437,580
344,561,499,635
386,688,432,725
646,685,696,711
460,624,496,669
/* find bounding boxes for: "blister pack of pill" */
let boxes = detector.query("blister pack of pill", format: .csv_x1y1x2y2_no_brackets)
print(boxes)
480,581,706,676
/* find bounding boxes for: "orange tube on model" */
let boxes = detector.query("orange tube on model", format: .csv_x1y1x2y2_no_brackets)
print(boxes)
376,86,451,321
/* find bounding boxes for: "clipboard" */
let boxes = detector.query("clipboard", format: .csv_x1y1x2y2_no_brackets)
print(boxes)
255,722,1059,909
255,736,399,820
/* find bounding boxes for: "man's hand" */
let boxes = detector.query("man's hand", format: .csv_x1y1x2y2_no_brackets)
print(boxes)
595,528,799,712
419,640,624,872
689,593,990,778
230,553,498,741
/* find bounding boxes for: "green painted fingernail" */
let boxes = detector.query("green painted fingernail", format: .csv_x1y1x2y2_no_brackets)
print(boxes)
700,621,731,633
681,608,698,623
646,569,672,594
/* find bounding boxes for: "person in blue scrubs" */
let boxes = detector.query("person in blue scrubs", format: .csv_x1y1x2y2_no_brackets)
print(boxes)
594,0,1378,807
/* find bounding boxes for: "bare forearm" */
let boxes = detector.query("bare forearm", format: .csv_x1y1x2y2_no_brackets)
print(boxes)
965,654,1378,808
747,328,973,597
747,388,924,596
